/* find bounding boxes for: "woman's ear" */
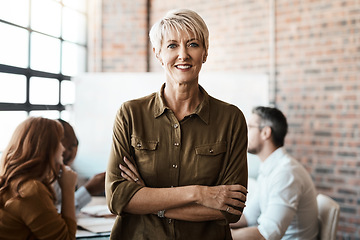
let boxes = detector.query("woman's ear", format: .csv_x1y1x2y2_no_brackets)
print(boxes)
203,54,207,63
153,48,164,66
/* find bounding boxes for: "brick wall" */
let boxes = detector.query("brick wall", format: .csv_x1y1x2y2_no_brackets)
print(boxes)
275,1,360,238
148,0,271,74
95,0,360,238
100,0,148,71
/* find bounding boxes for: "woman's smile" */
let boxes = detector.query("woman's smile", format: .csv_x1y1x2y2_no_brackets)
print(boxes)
175,64,192,70
157,30,206,85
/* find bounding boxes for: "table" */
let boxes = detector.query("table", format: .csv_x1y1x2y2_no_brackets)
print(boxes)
76,197,116,239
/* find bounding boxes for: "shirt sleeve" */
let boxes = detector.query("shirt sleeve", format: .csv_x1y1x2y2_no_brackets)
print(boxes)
218,107,248,224
105,105,143,215
256,171,301,240
257,205,296,240
75,186,92,212
19,181,77,240
243,184,261,226
53,180,62,212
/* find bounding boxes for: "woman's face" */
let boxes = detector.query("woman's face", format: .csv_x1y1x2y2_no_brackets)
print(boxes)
157,29,207,86
55,142,65,166
61,123,78,166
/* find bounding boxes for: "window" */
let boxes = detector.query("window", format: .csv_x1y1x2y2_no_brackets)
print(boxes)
0,0,87,152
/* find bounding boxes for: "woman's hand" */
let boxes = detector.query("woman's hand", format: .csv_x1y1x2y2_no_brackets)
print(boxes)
57,164,77,193
196,184,247,215
57,164,77,220
119,156,145,187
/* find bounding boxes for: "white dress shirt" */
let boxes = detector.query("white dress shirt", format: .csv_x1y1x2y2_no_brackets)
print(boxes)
244,148,319,240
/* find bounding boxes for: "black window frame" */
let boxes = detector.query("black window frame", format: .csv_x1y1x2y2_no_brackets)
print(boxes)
0,0,87,115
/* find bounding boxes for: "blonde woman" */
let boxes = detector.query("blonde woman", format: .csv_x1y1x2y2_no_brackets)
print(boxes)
106,9,248,240
0,117,77,240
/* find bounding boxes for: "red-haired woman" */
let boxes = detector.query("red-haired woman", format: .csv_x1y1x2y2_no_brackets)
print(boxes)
0,117,77,240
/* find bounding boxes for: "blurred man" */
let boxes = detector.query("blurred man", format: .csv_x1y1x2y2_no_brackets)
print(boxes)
231,106,318,240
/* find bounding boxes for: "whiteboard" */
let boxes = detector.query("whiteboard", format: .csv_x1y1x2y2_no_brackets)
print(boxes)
71,72,267,177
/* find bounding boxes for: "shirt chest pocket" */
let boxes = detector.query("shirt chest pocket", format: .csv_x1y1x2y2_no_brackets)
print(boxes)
131,136,158,179
194,142,227,184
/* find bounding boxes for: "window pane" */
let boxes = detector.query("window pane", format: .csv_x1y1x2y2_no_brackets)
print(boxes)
0,73,26,103
0,23,29,68
29,77,59,104
62,42,86,76
61,80,76,105
0,0,29,27
30,32,60,73
0,111,28,152
62,7,87,44
29,110,60,119
60,110,71,121
63,0,87,12
31,0,61,37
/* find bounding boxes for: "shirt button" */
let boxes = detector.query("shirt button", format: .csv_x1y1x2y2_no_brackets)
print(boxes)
209,149,214,153
172,164,178,168
174,142,180,146
174,123,179,129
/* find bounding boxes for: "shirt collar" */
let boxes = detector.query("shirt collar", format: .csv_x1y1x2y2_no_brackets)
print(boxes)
194,85,210,124
153,83,210,125
154,83,167,118
259,147,286,176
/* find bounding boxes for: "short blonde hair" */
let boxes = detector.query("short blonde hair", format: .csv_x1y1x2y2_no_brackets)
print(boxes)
149,9,209,57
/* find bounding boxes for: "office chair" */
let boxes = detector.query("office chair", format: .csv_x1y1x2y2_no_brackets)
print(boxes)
317,193,340,240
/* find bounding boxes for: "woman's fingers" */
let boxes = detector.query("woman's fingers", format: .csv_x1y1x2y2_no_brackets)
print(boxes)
226,196,246,209
58,165,77,189
228,189,247,203
228,184,248,195
123,157,142,177
121,171,132,181
119,157,145,187
197,185,247,215
119,163,135,180
224,206,242,215
119,164,140,184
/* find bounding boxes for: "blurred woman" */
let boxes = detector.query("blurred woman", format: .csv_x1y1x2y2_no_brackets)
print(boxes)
0,117,77,240
106,9,248,240
54,119,105,213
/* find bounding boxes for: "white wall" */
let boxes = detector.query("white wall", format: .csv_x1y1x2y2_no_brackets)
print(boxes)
71,72,266,178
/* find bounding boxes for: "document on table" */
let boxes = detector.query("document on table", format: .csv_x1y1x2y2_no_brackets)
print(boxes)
77,201,116,233
80,204,114,217
77,216,116,233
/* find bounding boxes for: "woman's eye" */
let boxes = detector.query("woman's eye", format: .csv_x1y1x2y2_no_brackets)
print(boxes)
189,42,199,47
167,44,177,49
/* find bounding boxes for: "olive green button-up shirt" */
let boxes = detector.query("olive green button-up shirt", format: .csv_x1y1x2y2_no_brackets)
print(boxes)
106,83,248,240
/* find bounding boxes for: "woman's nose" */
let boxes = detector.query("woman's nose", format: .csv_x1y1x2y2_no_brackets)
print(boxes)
177,45,189,60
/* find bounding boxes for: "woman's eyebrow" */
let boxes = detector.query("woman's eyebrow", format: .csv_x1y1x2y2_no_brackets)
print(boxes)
165,39,177,43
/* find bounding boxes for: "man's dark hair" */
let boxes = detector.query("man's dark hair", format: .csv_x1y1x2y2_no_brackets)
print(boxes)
252,106,288,147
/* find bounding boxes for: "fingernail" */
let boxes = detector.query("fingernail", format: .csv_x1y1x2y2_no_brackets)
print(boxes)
119,164,123,169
